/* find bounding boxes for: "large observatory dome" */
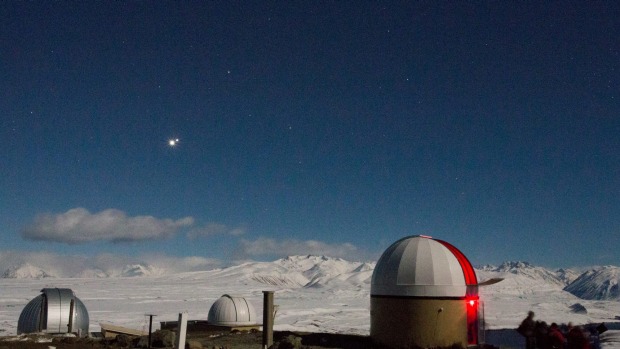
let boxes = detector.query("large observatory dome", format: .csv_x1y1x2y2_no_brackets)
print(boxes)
371,236,482,348
371,235,477,297
18,288,89,336
207,294,257,326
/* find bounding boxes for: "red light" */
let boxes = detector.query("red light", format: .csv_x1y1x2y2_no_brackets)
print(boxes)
466,297,478,307
465,297,479,345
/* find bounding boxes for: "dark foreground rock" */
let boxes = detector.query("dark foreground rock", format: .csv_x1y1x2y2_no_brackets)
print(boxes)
0,331,500,349
0,331,368,349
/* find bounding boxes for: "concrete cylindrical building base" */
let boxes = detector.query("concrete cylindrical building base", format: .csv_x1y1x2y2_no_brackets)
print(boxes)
370,296,467,349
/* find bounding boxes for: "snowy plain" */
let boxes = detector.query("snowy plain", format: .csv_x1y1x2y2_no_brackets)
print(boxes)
0,256,619,349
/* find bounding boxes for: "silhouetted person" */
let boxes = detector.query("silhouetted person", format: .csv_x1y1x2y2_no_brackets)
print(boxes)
535,321,550,349
518,311,537,349
567,325,590,349
548,323,566,349
588,327,600,349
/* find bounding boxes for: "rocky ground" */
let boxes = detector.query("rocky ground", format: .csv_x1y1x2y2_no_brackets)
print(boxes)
0,330,375,349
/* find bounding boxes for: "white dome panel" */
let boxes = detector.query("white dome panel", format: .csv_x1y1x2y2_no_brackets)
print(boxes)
371,236,477,297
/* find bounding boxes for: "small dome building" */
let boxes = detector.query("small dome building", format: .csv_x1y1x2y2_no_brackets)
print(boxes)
18,288,89,336
371,235,480,348
207,294,257,326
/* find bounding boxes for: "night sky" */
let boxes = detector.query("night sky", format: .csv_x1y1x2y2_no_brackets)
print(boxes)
1,2,619,270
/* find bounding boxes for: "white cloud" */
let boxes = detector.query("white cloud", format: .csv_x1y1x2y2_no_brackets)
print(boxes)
187,223,246,239
21,207,194,244
237,237,365,260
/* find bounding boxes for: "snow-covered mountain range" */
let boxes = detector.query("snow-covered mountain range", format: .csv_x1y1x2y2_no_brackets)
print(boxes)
1,262,167,279
1,255,620,339
565,266,620,300
1,263,54,279
2,256,619,301
479,261,568,287
477,261,619,301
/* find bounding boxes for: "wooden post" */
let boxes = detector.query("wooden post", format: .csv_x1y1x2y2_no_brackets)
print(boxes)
146,314,156,349
262,291,274,349
175,312,188,349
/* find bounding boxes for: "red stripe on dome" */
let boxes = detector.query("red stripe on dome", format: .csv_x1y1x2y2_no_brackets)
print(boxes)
435,239,477,285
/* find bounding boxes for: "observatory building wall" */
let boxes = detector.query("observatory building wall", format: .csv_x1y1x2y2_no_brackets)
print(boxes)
371,297,467,348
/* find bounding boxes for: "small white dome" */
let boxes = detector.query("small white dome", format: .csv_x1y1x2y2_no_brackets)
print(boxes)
207,294,257,326
371,235,477,297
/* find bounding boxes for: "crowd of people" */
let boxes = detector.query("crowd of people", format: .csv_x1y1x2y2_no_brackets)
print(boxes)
517,311,604,349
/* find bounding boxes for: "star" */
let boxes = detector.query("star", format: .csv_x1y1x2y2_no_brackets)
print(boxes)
168,138,179,147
